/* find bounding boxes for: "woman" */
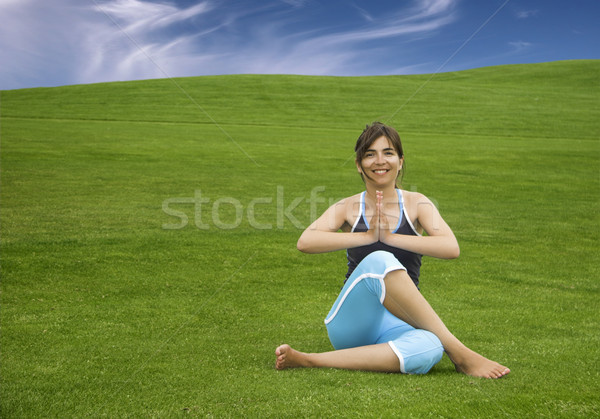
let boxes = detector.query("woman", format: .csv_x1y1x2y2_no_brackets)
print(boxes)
275,122,510,378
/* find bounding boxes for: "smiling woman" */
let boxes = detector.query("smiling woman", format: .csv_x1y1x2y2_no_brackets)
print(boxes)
277,122,510,378
354,123,405,187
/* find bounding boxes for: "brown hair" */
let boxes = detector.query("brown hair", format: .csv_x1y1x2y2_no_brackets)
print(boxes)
354,122,405,187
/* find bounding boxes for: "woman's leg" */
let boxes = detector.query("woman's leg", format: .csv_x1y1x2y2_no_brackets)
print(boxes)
276,252,407,373
275,343,400,372
276,251,443,374
276,251,509,378
382,269,510,378
275,276,509,378
276,313,444,373
276,319,444,374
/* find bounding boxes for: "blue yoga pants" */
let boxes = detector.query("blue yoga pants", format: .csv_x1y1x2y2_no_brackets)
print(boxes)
324,251,444,374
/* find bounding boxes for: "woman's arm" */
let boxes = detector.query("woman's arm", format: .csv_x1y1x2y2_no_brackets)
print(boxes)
379,192,460,259
297,198,376,254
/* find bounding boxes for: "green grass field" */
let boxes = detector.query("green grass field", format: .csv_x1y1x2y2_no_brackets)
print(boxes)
1,60,599,417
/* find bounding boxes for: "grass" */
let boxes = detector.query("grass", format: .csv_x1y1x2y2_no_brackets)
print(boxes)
1,60,599,417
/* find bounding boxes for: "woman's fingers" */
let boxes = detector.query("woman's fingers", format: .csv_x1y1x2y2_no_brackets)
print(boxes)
376,191,384,241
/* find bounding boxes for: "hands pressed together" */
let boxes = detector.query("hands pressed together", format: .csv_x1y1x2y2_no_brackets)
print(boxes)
367,190,393,245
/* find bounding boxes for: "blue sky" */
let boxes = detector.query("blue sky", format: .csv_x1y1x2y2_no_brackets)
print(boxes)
1,0,598,90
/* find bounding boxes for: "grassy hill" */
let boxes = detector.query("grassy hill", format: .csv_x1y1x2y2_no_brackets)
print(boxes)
3,60,598,138
1,60,599,417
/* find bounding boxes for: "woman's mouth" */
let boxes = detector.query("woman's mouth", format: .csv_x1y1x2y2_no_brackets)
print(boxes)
373,169,389,175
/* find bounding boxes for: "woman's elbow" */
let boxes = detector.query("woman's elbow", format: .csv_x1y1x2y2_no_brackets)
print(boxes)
448,243,460,259
296,235,311,253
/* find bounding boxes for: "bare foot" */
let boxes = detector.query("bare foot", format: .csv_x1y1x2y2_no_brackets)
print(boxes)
275,344,311,370
449,347,510,379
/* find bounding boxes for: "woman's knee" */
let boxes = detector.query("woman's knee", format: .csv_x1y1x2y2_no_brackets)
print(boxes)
390,330,444,375
361,250,398,269
357,251,407,280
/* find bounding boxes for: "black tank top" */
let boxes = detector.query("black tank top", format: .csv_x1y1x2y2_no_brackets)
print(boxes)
346,189,422,288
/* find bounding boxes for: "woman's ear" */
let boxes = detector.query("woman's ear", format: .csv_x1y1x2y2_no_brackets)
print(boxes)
356,159,362,174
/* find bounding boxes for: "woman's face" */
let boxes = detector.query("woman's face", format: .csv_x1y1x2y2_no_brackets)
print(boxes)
356,136,403,186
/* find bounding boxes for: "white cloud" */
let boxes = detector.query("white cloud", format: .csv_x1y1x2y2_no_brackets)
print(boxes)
0,0,29,6
243,0,457,74
80,0,215,83
0,0,90,88
278,0,309,8
516,10,539,19
83,0,458,81
353,4,375,22
508,41,533,52
0,0,459,89
94,0,212,33
418,0,455,17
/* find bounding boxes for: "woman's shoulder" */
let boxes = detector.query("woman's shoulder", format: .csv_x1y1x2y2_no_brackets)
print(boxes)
329,192,362,221
401,189,430,205
331,192,362,208
346,192,363,203
400,189,433,229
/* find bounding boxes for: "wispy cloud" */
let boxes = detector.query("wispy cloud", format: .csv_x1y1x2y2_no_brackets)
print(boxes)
508,40,533,52
278,0,309,8
2,0,598,90
94,0,213,33
81,0,217,83
516,9,539,19
86,0,459,81
353,4,375,23
0,0,91,88
0,0,458,88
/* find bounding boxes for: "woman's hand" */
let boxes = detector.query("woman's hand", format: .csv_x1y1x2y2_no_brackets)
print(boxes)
376,190,393,244
366,191,380,242
367,190,393,244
